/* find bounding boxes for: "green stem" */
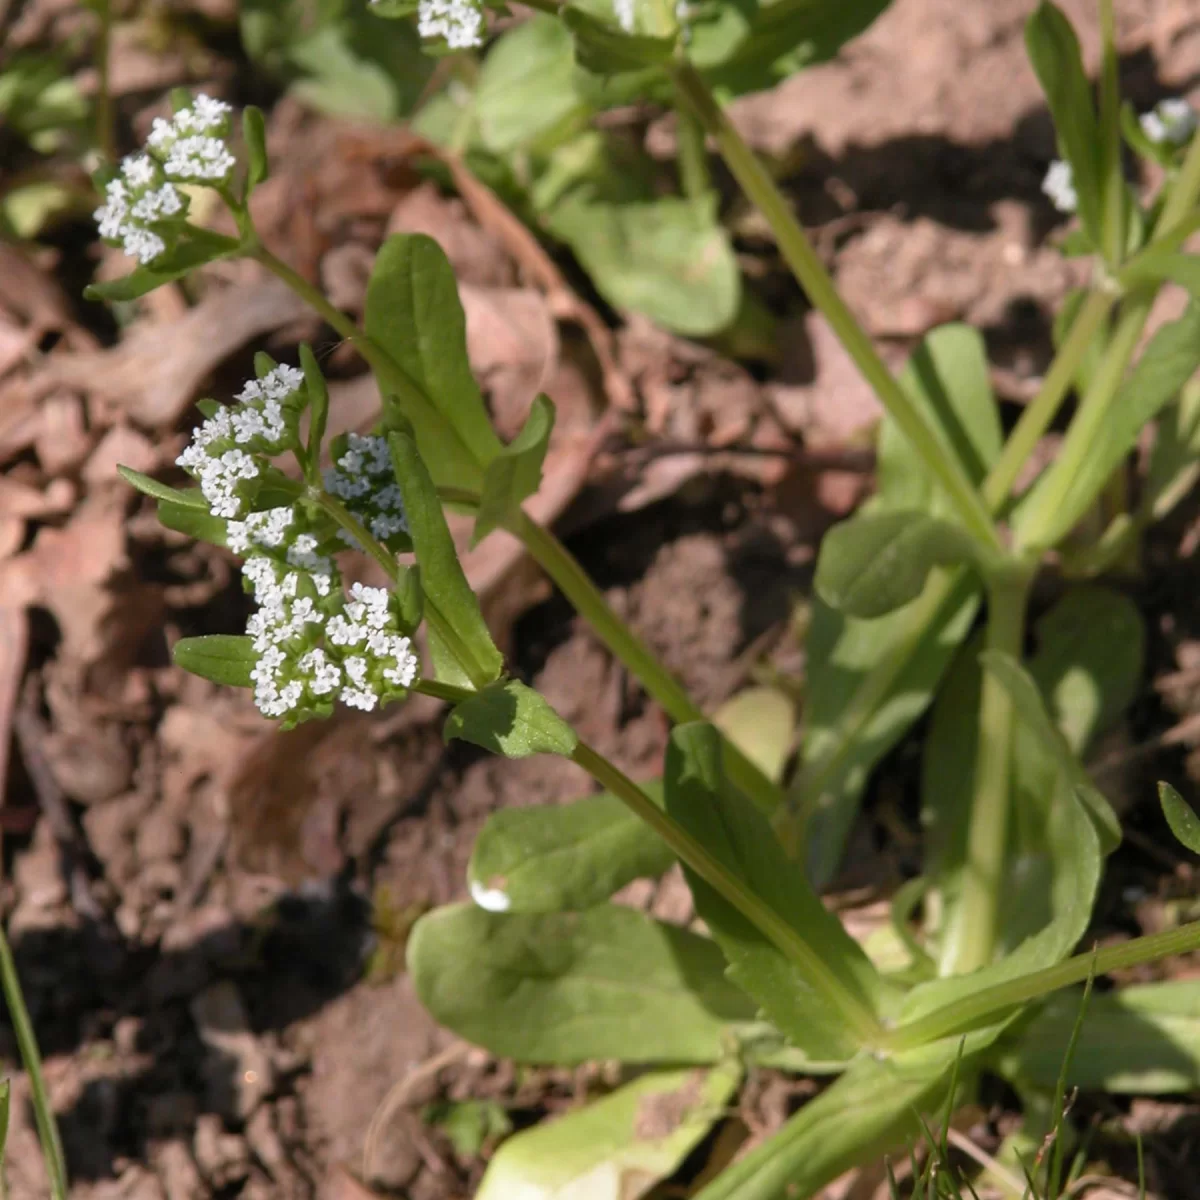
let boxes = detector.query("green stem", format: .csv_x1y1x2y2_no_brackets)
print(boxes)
1097,0,1124,269
252,245,372,352
981,288,1113,510
255,232,782,793
1015,289,1155,551
883,919,1200,1053
511,510,785,815
944,568,1032,975
410,674,883,1044
251,246,442,446
93,0,115,165
669,61,1000,552
0,922,67,1200
675,90,712,199
571,740,886,1047
1158,118,1200,231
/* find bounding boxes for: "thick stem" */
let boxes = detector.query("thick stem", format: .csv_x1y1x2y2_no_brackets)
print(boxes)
571,741,885,1047
0,922,67,1200
93,0,115,164
944,568,1032,976
512,510,785,815
1097,0,1124,269
981,288,1113,510
883,919,1200,1053
674,93,712,199
670,61,1000,552
1015,290,1155,551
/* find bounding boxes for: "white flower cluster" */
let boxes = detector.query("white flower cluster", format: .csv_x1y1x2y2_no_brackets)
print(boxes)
93,93,234,265
1042,159,1077,214
176,364,305,518
1140,98,1198,147
94,156,185,264
614,0,635,32
410,0,484,48
147,94,236,182
172,360,421,724
323,433,409,545
244,557,418,720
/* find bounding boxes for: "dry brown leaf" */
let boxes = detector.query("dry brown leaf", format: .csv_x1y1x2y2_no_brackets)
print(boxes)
34,392,91,476
0,491,131,670
349,129,632,411
0,606,29,805
83,424,159,487
0,244,77,337
43,276,308,426
388,182,516,288
462,285,559,438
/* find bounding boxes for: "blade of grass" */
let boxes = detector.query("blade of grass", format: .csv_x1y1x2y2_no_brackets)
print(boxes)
0,923,66,1199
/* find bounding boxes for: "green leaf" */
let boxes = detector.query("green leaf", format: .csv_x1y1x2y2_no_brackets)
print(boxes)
1142,382,1200,524
468,783,673,913
299,343,329,465
981,648,1122,853
84,232,243,302
283,17,434,121
366,234,503,487
1051,288,1108,404
1019,302,1200,548
172,635,257,688
156,497,228,545
1121,250,1200,298
699,0,892,96
476,1064,741,1200
0,1078,8,1168
690,1051,951,1200
878,324,1003,514
242,105,269,193
545,192,740,336
1025,2,1102,243
814,509,989,619
713,686,795,784
561,3,676,74
476,16,591,154
924,591,1136,969
797,569,980,886
912,648,1105,1012
117,466,207,508
1159,782,1200,854
389,428,504,687
423,1099,511,1158
445,679,578,759
473,394,555,546
408,902,758,1064
998,981,1200,1093
664,723,885,1065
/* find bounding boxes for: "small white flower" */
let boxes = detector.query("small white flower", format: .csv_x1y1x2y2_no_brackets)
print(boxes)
1141,98,1198,147
163,135,236,182
613,0,635,32
415,0,484,48
94,153,188,265
147,94,236,184
1042,159,1077,214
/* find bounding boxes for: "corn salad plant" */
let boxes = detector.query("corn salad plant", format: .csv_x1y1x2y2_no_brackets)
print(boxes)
79,1,1200,1194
